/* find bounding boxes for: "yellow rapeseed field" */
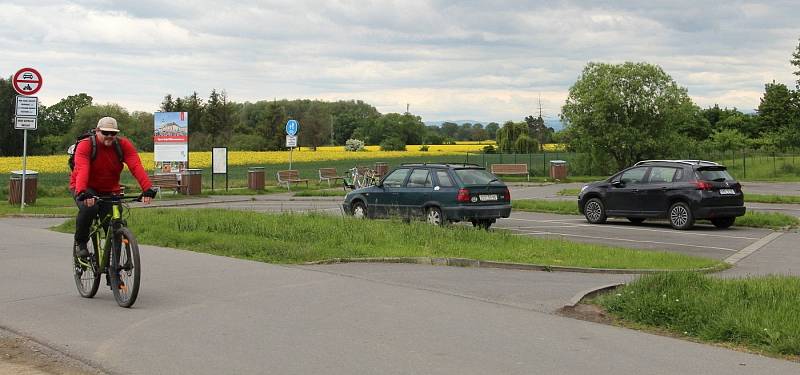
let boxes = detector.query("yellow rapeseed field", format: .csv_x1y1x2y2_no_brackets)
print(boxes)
0,142,565,174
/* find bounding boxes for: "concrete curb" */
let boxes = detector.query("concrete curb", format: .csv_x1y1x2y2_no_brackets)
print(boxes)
564,283,626,308
304,257,727,275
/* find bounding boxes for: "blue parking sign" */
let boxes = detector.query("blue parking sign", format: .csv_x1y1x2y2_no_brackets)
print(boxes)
286,119,299,136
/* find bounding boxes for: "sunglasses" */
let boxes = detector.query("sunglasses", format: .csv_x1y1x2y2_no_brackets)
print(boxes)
100,130,118,136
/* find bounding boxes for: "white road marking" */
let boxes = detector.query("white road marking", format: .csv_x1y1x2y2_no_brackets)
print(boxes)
724,232,784,264
507,228,740,252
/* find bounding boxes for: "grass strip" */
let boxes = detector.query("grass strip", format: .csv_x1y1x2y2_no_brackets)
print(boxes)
1,197,75,217
512,199,799,229
294,189,348,197
593,272,800,357
54,208,721,270
745,194,800,204
736,211,800,229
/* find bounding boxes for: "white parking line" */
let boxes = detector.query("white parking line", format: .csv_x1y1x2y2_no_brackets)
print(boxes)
724,232,784,264
503,217,761,240
508,228,740,252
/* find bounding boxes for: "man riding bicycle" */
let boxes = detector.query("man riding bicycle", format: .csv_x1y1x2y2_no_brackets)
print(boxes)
70,117,157,258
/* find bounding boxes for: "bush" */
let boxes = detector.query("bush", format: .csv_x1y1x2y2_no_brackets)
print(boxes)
379,137,406,151
344,139,366,151
418,144,429,152
482,145,496,154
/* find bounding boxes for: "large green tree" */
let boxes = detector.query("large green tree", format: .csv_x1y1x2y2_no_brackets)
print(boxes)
757,81,792,134
791,38,800,89
561,62,698,172
0,77,21,156
35,93,93,154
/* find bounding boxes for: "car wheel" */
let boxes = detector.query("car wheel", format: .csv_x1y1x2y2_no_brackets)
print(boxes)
584,198,607,224
351,201,367,219
426,207,444,226
669,202,694,230
711,217,735,229
471,219,493,230
627,217,645,224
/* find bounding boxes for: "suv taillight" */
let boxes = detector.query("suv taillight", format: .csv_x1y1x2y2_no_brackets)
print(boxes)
692,180,713,191
457,188,470,202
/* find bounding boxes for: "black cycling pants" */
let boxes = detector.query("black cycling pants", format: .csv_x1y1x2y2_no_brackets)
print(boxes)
73,191,118,244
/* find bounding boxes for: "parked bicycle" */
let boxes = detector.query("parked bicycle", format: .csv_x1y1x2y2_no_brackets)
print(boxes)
343,166,378,190
73,195,142,308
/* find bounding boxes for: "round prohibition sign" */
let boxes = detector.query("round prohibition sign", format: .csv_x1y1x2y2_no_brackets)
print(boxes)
12,67,43,96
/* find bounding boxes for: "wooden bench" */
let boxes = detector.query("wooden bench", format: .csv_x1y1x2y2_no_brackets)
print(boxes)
149,173,182,195
276,170,309,190
318,167,345,187
490,164,529,181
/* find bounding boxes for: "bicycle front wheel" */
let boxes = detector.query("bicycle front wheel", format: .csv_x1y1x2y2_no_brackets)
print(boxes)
111,227,141,308
73,238,100,298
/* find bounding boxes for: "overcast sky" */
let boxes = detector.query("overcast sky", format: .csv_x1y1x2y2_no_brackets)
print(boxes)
1,1,798,124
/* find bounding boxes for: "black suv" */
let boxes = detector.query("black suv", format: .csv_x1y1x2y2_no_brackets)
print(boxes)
577,160,745,230
342,163,511,229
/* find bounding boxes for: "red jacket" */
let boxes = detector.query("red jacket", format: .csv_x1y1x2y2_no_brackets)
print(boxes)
70,136,152,194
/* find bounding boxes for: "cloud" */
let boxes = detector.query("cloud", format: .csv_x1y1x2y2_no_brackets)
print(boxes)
0,1,797,122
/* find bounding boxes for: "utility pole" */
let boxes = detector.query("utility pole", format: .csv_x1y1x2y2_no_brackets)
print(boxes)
406,103,410,114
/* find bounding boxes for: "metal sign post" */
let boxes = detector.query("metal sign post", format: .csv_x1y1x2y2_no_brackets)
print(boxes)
285,120,299,170
12,67,43,212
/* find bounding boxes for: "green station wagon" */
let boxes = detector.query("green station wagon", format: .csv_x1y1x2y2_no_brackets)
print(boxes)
342,163,512,229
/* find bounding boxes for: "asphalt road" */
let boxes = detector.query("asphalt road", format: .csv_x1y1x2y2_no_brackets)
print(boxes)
1,218,799,374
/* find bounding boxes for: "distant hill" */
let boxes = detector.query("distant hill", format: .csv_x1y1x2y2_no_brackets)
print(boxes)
426,119,564,131
424,120,488,126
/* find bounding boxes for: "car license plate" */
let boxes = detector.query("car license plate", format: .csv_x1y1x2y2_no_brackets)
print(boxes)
719,189,735,195
479,194,498,201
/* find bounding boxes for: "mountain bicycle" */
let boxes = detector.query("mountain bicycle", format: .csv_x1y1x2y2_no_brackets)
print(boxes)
73,195,142,308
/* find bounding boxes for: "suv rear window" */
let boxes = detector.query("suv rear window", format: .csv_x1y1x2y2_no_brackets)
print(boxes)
696,167,734,182
455,169,500,185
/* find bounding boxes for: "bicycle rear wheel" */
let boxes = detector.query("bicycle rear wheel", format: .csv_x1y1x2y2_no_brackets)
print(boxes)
73,237,100,298
111,227,141,308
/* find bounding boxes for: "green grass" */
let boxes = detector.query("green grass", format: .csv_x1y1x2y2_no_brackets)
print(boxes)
293,189,348,197
736,211,800,229
593,272,800,357
1,197,75,217
53,208,722,270
511,199,799,229
745,194,800,204
557,188,581,196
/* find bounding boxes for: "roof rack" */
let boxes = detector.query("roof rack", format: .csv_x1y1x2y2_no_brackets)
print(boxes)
634,160,720,167
400,162,481,168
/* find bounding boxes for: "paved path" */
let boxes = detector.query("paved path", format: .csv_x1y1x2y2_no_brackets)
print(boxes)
1,214,799,374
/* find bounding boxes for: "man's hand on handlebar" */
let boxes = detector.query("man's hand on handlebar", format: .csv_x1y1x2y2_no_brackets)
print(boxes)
139,188,157,205
76,191,96,207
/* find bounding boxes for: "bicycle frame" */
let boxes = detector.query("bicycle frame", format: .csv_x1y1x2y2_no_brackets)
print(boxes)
76,199,125,271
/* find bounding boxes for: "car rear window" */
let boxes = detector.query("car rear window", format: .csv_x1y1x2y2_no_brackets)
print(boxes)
454,169,500,185
696,168,735,182
435,170,454,187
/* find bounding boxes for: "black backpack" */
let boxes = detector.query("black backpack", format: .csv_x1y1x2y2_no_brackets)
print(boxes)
67,130,124,171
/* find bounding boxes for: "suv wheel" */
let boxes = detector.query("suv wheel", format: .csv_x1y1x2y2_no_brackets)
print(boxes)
669,202,694,230
351,201,367,219
426,207,444,226
711,217,735,229
584,198,607,224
